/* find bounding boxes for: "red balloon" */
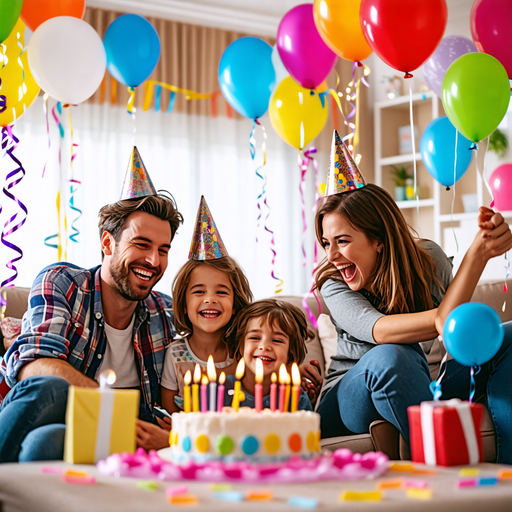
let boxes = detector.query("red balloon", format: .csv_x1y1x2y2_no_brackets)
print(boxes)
471,0,512,79
490,164,512,212
360,0,447,77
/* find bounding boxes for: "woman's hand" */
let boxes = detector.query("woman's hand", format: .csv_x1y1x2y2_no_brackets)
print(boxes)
136,420,170,452
300,360,323,407
470,207,512,264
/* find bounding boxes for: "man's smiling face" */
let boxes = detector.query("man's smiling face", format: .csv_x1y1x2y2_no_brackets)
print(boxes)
103,211,171,301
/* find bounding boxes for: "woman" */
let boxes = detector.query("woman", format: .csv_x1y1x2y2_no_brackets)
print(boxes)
315,182,512,464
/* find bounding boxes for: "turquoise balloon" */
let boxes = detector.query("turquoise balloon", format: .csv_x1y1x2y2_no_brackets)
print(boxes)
420,116,473,188
442,52,510,143
444,303,504,367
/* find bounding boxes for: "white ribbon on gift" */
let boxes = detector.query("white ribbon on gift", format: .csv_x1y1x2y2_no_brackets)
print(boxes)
420,399,479,466
94,370,117,463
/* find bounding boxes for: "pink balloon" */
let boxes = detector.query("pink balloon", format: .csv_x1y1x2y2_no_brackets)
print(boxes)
277,4,337,89
471,0,512,79
490,164,512,211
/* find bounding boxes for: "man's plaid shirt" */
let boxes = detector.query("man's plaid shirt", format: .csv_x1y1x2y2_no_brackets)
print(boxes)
0,263,174,420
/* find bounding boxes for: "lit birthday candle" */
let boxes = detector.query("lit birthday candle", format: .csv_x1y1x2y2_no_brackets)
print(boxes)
183,370,191,413
255,357,263,413
217,372,226,412
192,363,201,412
270,372,277,412
284,370,291,412
278,364,287,412
207,355,217,412
231,358,245,412
291,363,301,413
201,375,208,413
99,369,116,388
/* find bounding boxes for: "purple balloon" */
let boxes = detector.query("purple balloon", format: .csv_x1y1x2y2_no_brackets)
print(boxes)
423,35,477,98
277,4,337,90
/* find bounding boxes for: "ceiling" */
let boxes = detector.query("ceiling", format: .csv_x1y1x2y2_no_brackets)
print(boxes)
87,0,476,36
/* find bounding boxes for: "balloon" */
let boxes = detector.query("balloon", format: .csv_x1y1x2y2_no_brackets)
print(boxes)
489,164,512,212
28,17,106,104
420,117,473,188
0,19,40,127
21,0,85,32
271,45,289,86
277,4,337,90
104,14,161,88
269,76,328,149
0,0,23,43
313,0,372,63
360,0,447,76
441,53,510,143
471,0,512,79
423,36,477,99
444,303,504,367
218,37,275,120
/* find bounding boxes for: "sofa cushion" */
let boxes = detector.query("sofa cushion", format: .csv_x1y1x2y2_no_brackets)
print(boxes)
0,286,30,320
317,313,337,374
471,279,512,323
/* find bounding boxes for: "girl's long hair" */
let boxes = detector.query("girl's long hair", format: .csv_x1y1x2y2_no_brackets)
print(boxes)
314,184,440,314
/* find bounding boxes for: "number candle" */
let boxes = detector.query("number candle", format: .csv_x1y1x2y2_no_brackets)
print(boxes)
231,358,245,412
201,375,208,413
183,370,192,413
255,357,263,413
291,363,301,413
278,364,287,413
192,363,201,412
217,372,226,412
207,355,217,412
270,372,277,412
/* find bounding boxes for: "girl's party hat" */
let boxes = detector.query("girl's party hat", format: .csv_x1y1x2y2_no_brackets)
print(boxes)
119,146,157,200
325,130,366,197
188,196,228,260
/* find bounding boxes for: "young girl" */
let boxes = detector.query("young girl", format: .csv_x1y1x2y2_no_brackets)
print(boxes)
314,177,512,463
223,299,315,411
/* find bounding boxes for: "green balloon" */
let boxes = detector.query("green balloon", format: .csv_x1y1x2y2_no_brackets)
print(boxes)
442,53,510,143
0,0,23,44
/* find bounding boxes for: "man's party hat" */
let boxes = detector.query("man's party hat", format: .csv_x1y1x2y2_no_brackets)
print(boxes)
119,146,157,200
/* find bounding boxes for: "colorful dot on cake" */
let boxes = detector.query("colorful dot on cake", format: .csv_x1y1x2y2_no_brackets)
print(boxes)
173,431,179,446
182,436,191,452
241,435,259,455
196,434,209,453
288,433,302,452
315,431,321,452
264,434,281,454
306,432,315,452
215,435,234,455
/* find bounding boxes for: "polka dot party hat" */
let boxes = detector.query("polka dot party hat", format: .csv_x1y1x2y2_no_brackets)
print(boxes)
325,130,366,197
119,146,157,200
188,196,228,260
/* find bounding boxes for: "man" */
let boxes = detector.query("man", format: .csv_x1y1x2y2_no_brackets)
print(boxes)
0,147,183,462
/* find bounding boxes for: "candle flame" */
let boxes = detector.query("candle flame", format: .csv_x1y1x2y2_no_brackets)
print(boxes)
219,372,226,385
201,375,209,385
285,373,291,385
255,357,264,384
271,372,277,384
235,358,245,379
207,355,217,381
184,370,191,386
279,364,288,384
106,370,116,386
291,363,301,386
193,363,201,384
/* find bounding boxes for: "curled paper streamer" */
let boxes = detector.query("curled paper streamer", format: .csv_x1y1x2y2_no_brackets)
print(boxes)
429,349,449,401
469,365,480,403
127,87,136,115
67,108,81,245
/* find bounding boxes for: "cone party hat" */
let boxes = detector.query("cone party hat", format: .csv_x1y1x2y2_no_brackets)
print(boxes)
119,146,158,200
188,196,228,260
325,130,366,197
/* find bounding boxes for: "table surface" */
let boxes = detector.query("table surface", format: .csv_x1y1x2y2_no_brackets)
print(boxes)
0,461,511,512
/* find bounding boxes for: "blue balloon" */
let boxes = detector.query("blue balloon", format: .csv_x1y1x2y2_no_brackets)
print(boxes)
443,303,504,366
104,14,161,88
219,37,275,120
420,116,473,188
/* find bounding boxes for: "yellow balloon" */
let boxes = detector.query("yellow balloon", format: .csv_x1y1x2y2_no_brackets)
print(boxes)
0,19,40,127
269,77,328,150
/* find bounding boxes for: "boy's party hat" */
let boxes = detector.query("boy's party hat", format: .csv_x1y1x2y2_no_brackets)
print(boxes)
119,146,157,200
189,196,228,260
325,130,366,197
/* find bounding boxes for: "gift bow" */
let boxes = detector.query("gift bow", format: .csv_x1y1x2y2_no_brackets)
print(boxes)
420,399,479,466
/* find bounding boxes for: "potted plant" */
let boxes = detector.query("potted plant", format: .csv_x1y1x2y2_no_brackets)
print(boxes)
489,128,508,160
391,165,411,202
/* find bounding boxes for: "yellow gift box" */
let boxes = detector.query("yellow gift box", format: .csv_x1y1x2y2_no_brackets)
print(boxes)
64,385,139,464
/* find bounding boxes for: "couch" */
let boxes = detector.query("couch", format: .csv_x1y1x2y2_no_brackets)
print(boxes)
1,280,511,461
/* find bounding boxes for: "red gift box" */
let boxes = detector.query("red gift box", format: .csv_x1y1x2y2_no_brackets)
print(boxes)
408,399,485,467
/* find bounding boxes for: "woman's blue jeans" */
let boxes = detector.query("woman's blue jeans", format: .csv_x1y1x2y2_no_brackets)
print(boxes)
317,321,512,464
0,375,68,462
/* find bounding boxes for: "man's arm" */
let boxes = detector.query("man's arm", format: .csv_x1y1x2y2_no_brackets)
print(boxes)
17,358,98,387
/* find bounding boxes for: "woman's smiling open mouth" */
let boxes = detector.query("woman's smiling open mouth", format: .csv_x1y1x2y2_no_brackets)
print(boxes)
337,262,357,282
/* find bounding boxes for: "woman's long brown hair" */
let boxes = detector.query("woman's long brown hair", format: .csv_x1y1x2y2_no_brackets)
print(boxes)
314,184,440,314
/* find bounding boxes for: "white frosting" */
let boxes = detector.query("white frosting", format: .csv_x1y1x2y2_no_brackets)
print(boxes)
170,408,321,463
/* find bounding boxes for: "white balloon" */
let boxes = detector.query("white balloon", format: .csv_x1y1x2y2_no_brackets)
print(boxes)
271,44,289,86
28,16,106,104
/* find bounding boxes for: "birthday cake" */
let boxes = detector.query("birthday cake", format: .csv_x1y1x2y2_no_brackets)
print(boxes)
169,408,321,463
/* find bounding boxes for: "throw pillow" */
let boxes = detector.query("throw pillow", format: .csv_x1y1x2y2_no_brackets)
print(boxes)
317,314,337,374
1,317,22,351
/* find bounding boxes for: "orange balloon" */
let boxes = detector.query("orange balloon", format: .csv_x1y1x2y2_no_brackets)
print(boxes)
21,0,85,32
313,0,372,63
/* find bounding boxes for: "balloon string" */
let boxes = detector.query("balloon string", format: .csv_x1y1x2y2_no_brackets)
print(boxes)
429,350,448,401
298,152,308,267
469,365,481,403
42,94,51,178
475,143,494,205
408,83,419,216
68,108,81,245
450,130,459,253
1,127,28,288
16,30,27,105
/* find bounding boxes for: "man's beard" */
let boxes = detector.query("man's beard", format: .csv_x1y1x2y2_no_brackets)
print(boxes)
109,249,161,302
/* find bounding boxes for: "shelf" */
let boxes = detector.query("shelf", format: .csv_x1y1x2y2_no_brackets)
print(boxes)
397,199,435,209
375,90,435,110
379,153,422,166
439,211,512,222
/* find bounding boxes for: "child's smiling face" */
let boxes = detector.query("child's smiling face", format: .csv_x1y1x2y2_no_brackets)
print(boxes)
242,316,290,378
